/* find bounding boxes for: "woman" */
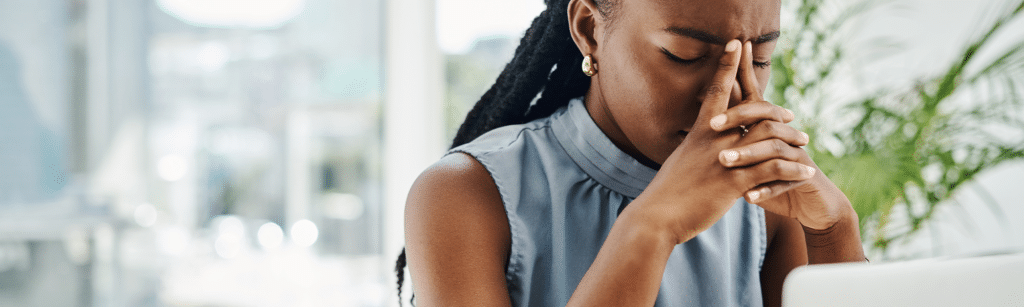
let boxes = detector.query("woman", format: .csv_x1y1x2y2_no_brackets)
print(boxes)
399,0,866,305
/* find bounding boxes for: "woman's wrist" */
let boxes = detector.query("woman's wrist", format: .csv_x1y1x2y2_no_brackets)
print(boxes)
570,198,682,306
802,206,866,263
617,200,688,247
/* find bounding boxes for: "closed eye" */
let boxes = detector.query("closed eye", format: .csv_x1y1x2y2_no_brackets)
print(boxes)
661,47,702,65
753,60,771,69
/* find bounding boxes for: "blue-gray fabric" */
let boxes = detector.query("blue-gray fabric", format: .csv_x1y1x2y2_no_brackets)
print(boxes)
450,98,767,306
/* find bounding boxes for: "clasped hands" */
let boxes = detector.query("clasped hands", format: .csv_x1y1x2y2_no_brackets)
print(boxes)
638,40,851,244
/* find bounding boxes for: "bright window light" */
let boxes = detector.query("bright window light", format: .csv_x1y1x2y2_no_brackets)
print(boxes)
321,193,364,221
436,0,544,54
156,0,306,29
157,226,190,256
214,233,243,259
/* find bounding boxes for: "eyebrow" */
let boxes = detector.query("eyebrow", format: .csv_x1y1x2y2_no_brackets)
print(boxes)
664,27,781,45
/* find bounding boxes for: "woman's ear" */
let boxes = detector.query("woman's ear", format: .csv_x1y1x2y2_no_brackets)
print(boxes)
567,0,602,57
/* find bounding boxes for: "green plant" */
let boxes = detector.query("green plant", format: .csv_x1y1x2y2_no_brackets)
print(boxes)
772,0,1024,257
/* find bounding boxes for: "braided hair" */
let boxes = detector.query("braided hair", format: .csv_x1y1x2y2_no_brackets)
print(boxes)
395,0,616,305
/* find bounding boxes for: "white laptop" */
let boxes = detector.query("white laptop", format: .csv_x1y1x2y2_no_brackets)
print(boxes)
782,252,1024,306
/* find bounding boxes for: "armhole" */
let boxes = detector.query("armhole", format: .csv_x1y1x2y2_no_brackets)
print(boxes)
757,204,767,270
447,150,522,297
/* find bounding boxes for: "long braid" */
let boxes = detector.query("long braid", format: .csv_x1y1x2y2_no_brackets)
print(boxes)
526,38,590,121
395,250,409,305
396,0,615,305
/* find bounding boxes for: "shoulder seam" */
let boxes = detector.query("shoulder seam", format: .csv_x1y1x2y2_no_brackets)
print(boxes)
455,121,553,157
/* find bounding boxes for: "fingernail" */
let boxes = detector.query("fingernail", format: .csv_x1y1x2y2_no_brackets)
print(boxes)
785,108,795,119
725,40,741,52
747,190,761,201
805,166,816,177
710,114,727,130
801,132,810,143
722,150,739,163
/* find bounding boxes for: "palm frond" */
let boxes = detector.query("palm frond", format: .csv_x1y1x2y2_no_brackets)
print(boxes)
776,0,1024,257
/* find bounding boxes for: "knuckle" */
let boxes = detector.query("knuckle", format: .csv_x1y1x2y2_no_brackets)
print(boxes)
735,105,752,119
761,121,778,136
791,147,808,160
770,159,787,174
770,139,787,156
719,58,735,69
706,83,727,96
774,106,789,121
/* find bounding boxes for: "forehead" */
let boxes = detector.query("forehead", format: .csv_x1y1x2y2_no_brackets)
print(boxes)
621,0,781,41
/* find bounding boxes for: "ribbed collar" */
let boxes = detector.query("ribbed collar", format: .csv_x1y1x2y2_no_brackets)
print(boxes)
551,98,658,199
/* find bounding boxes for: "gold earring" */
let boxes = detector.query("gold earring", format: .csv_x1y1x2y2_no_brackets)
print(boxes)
582,55,597,76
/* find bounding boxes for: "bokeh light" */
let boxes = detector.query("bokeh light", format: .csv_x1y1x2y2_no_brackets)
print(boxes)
134,203,158,227
257,222,284,250
157,155,188,182
290,219,318,247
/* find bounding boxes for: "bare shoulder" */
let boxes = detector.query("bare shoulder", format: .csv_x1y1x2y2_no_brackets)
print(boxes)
405,153,508,233
404,152,512,306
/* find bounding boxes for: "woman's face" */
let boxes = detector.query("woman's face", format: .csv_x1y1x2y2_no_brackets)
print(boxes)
584,0,780,167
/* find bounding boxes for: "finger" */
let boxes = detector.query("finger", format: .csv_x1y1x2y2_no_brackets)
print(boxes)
701,40,742,130
710,101,795,132
741,120,810,147
738,41,763,102
719,138,808,168
744,180,812,204
735,159,816,190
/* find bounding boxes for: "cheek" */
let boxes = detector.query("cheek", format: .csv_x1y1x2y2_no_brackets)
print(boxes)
599,45,660,119
757,69,772,95
653,71,706,130
602,41,710,125
598,42,710,156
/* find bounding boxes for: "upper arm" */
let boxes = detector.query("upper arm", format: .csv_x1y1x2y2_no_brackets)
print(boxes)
759,211,808,307
404,152,513,307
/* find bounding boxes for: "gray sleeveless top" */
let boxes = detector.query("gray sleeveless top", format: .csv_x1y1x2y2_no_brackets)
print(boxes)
450,98,767,306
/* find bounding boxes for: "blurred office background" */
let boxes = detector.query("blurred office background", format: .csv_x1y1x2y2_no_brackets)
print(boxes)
0,0,1021,306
